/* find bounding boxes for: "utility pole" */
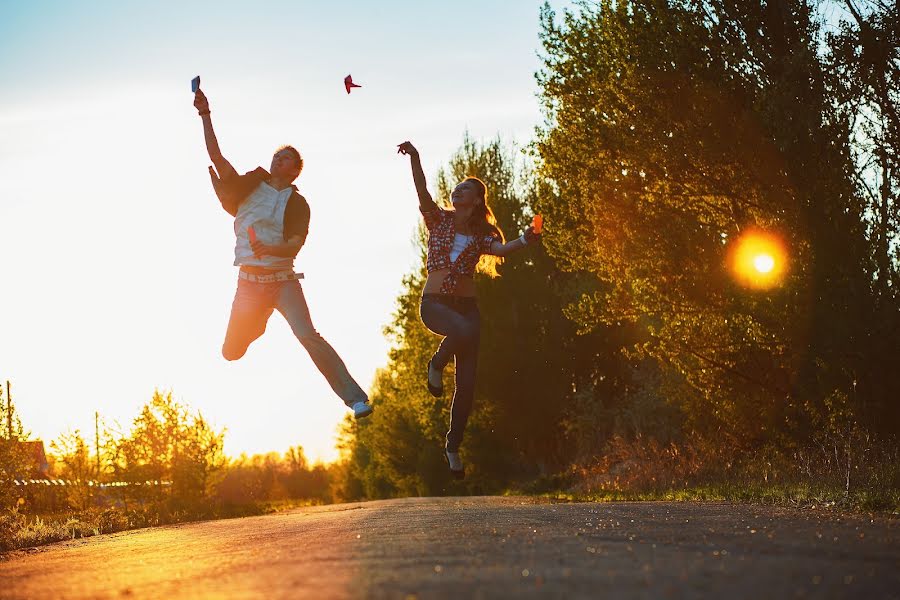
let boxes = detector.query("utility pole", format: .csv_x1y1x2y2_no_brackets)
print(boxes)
95,411,101,479
6,380,12,440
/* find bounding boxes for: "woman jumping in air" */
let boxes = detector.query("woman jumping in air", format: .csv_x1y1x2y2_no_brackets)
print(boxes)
397,141,541,478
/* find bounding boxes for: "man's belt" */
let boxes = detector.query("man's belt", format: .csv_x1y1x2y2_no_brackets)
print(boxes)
238,270,304,283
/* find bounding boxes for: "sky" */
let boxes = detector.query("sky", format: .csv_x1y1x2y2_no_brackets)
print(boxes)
0,0,575,463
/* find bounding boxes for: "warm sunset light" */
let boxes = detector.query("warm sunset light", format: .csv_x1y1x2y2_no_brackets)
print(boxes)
0,2,569,465
753,253,775,274
2,2,897,593
728,230,787,289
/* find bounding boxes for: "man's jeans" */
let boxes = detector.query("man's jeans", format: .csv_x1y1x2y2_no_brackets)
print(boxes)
419,294,480,452
223,277,368,407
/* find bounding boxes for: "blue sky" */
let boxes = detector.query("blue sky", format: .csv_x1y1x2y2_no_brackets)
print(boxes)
0,0,575,462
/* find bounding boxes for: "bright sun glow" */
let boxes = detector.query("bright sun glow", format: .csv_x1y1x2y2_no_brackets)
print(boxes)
728,230,787,289
753,254,775,274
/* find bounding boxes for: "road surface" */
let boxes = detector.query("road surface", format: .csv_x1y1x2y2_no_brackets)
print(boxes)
1,497,898,599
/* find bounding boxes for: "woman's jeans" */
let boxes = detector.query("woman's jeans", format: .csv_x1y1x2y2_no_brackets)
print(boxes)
222,277,368,407
419,293,480,452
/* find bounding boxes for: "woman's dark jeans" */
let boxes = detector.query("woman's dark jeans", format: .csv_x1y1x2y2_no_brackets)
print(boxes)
419,293,480,453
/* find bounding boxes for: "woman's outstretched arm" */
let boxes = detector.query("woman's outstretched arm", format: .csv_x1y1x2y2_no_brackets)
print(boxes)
397,141,438,213
489,227,541,257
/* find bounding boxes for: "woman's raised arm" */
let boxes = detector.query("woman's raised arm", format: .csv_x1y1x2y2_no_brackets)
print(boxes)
397,141,437,213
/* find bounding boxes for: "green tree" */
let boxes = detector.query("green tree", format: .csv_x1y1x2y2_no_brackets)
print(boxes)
50,430,94,510
114,390,225,509
825,0,900,432
0,384,29,511
215,447,332,505
535,0,895,450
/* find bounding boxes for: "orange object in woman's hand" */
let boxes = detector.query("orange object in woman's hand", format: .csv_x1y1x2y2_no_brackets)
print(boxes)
248,226,257,243
532,214,543,234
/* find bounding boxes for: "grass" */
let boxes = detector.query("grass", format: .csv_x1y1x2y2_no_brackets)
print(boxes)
507,478,900,516
502,431,900,517
529,484,895,510
0,498,326,554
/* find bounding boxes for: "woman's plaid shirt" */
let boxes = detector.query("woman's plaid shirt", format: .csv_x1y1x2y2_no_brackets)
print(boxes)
420,205,498,295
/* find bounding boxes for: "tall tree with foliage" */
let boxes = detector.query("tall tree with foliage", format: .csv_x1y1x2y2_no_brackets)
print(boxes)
112,390,225,509
825,0,900,430
535,0,898,450
0,384,29,511
50,430,95,510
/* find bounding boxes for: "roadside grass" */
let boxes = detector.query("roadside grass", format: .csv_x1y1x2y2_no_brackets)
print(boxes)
508,481,900,515
505,435,900,516
0,499,324,554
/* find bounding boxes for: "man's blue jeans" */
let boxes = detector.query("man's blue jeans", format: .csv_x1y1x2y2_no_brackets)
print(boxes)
223,277,368,407
420,294,481,452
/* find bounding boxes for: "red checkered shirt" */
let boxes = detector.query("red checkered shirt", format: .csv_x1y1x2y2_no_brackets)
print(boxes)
421,205,499,295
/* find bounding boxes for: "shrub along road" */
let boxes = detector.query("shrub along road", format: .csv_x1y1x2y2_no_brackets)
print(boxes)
1,497,897,599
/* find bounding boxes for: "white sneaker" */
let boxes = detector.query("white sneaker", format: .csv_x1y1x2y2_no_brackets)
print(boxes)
427,359,444,397
445,449,464,479
352,401,373,419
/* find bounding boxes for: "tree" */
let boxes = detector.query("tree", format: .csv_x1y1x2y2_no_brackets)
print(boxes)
114,390,225,509
0,384,29,511
50,430,94,510
825,0,900,431
214,447,333,505
535,0,897,450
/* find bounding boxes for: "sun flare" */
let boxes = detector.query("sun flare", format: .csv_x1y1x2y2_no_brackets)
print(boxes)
753,253,775,274
728,230,787,289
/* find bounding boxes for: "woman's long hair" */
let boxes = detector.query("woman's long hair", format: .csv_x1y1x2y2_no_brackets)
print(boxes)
462,177,506,278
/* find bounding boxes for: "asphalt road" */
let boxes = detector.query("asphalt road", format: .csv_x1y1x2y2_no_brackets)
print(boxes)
1,497,898,599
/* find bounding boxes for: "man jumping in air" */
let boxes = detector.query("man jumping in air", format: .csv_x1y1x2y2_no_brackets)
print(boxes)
193,87,373,419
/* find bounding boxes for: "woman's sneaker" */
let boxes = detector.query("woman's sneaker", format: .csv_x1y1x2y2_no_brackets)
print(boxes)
445,449,465,479
427,359,444,397
352,401,373,419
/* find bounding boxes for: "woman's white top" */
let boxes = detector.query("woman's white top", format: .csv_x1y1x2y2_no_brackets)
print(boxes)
449,233,473,263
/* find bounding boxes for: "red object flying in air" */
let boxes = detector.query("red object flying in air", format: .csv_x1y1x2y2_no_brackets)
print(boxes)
344,74,362,94
532,214,543,234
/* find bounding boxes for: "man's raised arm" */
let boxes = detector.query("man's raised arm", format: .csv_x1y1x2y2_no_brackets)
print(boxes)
194,89,238,181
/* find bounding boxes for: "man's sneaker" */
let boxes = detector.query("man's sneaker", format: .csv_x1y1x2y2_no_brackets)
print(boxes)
445,449,465,479
427,359,444,397
352,401,373,419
